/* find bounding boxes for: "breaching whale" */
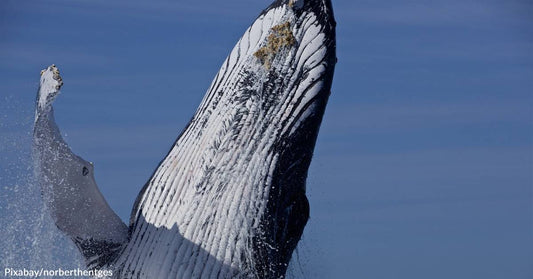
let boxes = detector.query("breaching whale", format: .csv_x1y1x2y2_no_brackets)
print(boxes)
33,0,336,278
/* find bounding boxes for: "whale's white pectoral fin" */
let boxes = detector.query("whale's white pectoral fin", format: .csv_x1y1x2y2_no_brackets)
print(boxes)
33,65,129,269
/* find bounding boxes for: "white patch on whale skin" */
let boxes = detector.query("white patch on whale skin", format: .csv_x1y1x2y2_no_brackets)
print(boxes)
37,65,63,111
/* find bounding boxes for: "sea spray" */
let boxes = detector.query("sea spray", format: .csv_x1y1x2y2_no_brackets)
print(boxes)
0,93,87,278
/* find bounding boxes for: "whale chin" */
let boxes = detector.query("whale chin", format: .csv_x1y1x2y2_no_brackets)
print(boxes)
33,0,336,278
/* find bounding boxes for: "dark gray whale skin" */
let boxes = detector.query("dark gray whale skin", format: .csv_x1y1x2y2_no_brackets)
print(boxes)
33,0,336,278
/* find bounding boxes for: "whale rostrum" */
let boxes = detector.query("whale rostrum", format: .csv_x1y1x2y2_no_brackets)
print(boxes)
33,0,336,278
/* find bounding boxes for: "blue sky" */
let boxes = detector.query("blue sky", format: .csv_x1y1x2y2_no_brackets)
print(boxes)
1,0,532,278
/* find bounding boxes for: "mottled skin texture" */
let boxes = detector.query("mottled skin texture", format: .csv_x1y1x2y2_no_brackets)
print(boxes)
33,0,336,278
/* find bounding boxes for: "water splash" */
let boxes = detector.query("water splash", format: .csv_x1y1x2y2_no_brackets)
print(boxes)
0,93,87,278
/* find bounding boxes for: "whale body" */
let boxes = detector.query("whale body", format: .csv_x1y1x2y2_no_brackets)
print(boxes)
33,0,336,278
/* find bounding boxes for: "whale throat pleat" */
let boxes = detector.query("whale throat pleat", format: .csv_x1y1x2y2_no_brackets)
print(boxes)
118,1,336,278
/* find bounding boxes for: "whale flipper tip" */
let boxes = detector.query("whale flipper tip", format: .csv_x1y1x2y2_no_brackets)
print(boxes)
37,64,63,111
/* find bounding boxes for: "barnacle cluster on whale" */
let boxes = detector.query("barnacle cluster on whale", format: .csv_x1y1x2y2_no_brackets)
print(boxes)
254,21,296,69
